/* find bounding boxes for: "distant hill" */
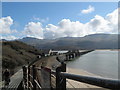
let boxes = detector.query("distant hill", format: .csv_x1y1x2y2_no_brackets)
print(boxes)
18,34,119,50
0,39,7,42
2,41,42,70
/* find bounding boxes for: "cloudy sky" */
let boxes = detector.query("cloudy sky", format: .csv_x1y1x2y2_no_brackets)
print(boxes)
0,2,118,40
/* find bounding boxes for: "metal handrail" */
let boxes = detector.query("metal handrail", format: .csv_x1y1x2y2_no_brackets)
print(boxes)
27,63,120,89
29,73,42,88
51,70,56,75
34,79,42,89
28,81,33,88
35,67,41,70
59,72,120,89
29,74,33,79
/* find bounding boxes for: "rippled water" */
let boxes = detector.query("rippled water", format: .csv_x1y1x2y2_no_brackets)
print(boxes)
67,50,119,79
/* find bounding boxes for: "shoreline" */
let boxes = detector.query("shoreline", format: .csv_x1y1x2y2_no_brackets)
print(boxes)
66,67,106,89
66,67,101,77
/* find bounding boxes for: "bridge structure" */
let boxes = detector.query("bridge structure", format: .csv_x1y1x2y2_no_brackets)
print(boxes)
2,50,120,90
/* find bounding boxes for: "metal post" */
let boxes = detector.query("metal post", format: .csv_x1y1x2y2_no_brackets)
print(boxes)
72,53,74,58
28,66,30,89
68,54,71,60
22,66,27,89
32,65,36,90
56,62,66,90
78,51,81,56
65,55,67,61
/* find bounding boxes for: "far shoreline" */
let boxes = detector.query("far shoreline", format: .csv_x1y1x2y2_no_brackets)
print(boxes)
52,49,120,52
66,67,105,88
95,49,120,51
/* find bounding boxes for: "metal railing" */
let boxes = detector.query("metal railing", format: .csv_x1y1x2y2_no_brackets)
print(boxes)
23,63,120,90
51,62,120,90
23,65,42,90
22,50,120,90
60,72,120,89
23,65,52,90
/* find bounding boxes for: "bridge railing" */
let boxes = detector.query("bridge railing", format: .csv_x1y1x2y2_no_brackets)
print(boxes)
60,72,120,89
23,65,41,90
23,63,120,90
22,50,120,90
23,65,52,90
51,62,120,90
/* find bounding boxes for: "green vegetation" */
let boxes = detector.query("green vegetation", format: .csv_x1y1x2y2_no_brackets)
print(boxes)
2,41,42,70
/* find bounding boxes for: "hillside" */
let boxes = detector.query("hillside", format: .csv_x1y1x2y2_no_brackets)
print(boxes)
2,41,42,70
19,34,119,50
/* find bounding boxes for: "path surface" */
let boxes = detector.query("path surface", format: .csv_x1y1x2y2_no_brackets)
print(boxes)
2,69,23,89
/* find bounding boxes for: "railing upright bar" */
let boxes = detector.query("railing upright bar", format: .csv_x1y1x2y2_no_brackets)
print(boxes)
56,62,66,90
34,79,42,89
32,65,37,90
29,81,33,88
28,66,30,89
22,66,28,90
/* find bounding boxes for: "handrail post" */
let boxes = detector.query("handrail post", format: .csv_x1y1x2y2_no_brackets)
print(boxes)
28,66,30,89
56,62,66,90
32,65,36,90
22,66,27,89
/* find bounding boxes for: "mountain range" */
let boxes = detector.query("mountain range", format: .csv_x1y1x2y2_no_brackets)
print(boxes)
18,34,119,50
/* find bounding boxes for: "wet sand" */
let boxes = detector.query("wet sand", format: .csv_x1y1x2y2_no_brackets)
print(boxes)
66,68,104,89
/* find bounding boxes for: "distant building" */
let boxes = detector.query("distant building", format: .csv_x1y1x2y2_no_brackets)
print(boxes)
42,49,57,56
42,49,60,56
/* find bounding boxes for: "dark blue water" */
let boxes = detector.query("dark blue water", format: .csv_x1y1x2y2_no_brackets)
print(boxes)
67,50,118,79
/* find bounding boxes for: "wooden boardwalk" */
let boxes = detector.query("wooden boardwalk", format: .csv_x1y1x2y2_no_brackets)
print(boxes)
2,69,23,90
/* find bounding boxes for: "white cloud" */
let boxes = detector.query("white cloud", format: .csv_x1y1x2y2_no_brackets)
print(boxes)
44,19,85,39
0,16,17,34
23,22,43,39
106,8,118,24
106,8,118,33
32,16,49,23
1,8,118,40
0,35,18,40
86,15,111,33
81,5,95,14
44,8,118,39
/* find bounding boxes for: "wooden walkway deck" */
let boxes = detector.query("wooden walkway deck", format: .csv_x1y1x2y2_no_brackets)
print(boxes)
2,69,23,90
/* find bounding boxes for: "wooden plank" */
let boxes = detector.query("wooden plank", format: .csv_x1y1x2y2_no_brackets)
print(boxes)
2,69,23,90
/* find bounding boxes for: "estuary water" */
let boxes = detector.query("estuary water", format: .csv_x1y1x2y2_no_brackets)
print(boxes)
67,50,119,80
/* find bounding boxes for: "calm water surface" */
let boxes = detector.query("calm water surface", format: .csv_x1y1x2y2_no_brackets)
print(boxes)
67,50,118,79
